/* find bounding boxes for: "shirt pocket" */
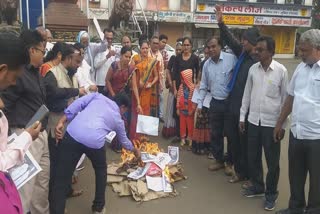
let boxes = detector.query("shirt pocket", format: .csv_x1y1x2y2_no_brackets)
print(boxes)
310,78,320,101
265,79,280,99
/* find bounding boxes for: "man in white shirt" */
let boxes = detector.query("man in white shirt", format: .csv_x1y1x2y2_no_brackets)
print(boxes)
73,43,97,93
274,29,320,214
240,36,288,211
77,31,107,84
94,29,116,95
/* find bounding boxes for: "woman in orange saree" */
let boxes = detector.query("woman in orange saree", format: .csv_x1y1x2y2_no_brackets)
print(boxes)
129,41,159,140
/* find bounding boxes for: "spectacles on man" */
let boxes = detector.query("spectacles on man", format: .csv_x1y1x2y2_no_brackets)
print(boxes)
106,37,113,40
33,47,46,55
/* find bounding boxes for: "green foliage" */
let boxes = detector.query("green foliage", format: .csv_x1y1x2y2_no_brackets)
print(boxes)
90,35,101,43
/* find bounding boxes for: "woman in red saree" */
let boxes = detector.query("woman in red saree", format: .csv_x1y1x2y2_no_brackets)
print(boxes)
130,41,159,140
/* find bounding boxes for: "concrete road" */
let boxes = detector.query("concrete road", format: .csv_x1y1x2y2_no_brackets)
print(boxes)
66,58,300,214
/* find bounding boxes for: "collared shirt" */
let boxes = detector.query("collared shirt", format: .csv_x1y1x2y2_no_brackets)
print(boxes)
65,93,134,150
198,52,237,108
94,47,116,86
75,60,95,93
288,61,320,140
240,60,288,128
0,65,47,128
0,110,32,172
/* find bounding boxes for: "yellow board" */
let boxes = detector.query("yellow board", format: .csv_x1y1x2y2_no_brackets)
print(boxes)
223,15,254,25
260,26,296,54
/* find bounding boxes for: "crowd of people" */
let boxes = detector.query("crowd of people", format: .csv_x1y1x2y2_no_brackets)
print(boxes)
0,5,319,214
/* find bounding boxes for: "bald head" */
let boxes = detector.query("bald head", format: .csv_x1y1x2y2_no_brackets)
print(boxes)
36,26,47,47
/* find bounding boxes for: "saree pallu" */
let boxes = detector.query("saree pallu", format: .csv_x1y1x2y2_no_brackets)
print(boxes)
129,56,159,140
40,63,53,77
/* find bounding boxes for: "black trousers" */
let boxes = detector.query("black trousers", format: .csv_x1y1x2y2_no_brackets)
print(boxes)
225,113,249,178
173,97,180,138
288,132,320,214
247,123,280,199
209,99,230,163
50,132,106,214
48,135,58,198
48,134,76,203
98,86,108,96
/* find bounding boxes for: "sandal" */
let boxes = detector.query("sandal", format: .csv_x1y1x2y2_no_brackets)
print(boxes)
229,175,246,183
68,189,84,198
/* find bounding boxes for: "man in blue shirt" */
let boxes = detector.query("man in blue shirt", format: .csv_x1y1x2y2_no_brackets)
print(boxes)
50,93,140,214
198,37,237,172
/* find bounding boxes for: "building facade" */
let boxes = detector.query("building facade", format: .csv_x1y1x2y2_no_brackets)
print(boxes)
195,0,313,58
82,0,313,57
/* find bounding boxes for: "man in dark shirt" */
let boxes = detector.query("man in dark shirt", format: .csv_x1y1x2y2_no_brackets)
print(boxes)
0,30,50,214
44,43,86,201
216,5,260,184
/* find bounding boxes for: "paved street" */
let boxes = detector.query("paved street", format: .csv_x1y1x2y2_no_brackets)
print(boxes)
67,58,300,214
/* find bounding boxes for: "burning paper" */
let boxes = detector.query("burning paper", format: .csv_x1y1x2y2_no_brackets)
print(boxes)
146,176,163,192
141,152,157,163
168,146,179,165
109,137,186,202
154,153,172,170
146,163,162,177
127,163,151,180
162,172,173,193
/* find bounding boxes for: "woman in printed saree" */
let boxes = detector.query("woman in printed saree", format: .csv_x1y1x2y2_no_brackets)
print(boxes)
105,46,135,98
105,46,135,151
129,40,159,140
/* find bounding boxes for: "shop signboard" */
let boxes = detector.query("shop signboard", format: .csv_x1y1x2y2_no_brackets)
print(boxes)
196,3,311,18
223,15,254,25
133,10,156,21
193,14,216,23
254,16,311,27
157,11,193,22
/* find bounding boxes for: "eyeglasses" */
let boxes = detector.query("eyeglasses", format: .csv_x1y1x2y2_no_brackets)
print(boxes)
183,44,191,47
106,37,113,40
152,42,159,45
34,47,46,55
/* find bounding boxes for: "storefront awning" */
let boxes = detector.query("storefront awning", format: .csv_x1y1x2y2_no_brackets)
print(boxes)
194,24,251,29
